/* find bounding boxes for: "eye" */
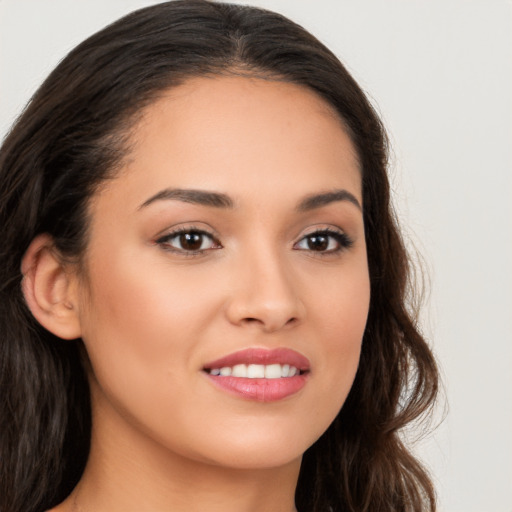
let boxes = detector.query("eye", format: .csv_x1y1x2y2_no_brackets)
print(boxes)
156,229,221,254
294,229,353,254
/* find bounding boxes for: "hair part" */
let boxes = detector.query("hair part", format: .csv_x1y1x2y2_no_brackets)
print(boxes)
0,2,438,511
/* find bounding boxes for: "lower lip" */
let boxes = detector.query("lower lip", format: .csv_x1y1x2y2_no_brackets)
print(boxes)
204,374,308,402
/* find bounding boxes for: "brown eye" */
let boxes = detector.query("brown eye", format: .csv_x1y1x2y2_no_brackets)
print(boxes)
306,234,329,251
179,232,204,251
294,229,353,253
157,229,220,253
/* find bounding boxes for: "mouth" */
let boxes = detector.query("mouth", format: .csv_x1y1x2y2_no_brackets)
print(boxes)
204,363,306,378
202,348,310,402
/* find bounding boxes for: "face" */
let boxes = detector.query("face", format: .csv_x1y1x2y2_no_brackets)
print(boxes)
75,76,370,470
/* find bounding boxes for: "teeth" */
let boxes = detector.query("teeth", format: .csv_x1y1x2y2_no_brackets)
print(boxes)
231,364,247,377
264,363,282,379
247,364,265,378
208,363,300,379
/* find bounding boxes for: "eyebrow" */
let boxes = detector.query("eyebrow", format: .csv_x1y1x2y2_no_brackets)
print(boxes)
139,187,361,212
297,190,362,212
139,188,234,209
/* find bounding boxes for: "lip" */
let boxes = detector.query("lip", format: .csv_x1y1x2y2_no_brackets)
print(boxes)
202,348,310,402
203,347,310,371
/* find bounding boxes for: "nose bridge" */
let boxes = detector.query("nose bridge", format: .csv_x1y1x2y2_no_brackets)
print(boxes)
225,239,303,331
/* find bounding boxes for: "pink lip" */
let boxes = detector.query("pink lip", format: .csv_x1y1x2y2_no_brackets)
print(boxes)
202,348,310,403
203,347,310,371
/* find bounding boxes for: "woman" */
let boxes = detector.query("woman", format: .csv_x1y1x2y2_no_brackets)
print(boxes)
0,1,439,511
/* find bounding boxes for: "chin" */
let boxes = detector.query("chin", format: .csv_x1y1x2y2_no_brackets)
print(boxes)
175,417,329,471
200,444,305,471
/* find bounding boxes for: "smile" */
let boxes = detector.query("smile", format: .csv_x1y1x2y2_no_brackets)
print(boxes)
202,348,310,402
206,363,301,378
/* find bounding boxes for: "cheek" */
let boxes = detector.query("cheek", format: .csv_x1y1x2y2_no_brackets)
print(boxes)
80,244,213,342
76,255,214,447
77,247,229,400
308,259,370,403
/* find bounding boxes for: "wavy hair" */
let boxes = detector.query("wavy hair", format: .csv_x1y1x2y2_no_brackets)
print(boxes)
0,2,438,511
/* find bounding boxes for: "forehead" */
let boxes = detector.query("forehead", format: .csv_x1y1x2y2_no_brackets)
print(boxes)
94,75,362,211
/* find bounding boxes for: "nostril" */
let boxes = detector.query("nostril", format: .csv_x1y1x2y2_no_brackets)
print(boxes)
241,315,298,331
243,317,260,324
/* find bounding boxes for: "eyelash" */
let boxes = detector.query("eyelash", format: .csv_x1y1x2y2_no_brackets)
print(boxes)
155,227,221,255
155,227,353,256
293,228,353,255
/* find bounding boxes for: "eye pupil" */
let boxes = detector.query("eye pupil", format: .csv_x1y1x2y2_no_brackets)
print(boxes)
307,235,329,251
180,232,203,251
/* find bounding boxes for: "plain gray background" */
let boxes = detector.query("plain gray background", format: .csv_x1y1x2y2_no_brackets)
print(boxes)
1,1,511,511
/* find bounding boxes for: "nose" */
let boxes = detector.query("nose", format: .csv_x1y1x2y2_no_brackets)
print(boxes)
224,248,305,333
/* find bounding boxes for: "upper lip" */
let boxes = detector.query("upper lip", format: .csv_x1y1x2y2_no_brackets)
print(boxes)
203,347,310,371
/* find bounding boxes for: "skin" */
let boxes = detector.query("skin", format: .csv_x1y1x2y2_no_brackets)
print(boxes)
48,76,370,512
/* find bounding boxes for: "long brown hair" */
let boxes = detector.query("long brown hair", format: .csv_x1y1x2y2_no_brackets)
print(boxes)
0,2,438,511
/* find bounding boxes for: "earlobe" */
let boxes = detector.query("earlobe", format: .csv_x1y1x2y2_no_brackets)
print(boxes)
21,234,82,340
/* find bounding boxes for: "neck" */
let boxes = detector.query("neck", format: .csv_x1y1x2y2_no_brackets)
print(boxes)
72,451,300,512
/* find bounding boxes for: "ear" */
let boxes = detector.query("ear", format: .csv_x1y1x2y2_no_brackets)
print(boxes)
21,234,82,340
